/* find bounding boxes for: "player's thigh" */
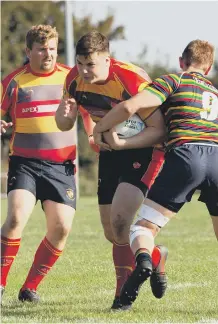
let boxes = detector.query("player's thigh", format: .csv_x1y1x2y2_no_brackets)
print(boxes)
147,145,205,213
6,157,37,226
99,204,111,227
43,200,75,233
7,156,37,197
211,216,218,240
40,161,77,210
99,204,114,242
141,148,165,189
111,182,144,226
198,145,218,218
119,147,153,197
110,148,153,226
98,151,120,205
5,190,36,229
142,198,176,219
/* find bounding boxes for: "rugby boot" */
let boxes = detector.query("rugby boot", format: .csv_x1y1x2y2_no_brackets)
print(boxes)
110,296,132,311
18,288,40,303
120,253,152,306
150,245,168,298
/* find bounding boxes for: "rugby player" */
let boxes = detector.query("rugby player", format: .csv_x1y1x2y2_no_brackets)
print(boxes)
55,31,168,310
94,39,218,307
0,25,94,303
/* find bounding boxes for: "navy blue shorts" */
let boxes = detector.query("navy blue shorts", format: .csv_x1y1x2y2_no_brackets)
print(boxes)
7,156,77,209
98,147,153,205
147,144,218,215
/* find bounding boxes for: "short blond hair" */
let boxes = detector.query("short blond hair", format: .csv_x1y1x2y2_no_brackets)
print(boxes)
26,25,58,49
182,40,215,71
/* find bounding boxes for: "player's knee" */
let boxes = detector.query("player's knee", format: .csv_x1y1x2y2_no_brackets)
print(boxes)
102,223,114,242
53,222,72,240
100,218,114,242
6,217,21,231
111,215,128,239
103,229,114,243
5,210,25,231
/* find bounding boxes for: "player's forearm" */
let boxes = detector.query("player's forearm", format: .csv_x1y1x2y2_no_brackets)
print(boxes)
95,101,131,133
55,112,76,131
82,114,96,137
114,127,166,150
95,91,162,133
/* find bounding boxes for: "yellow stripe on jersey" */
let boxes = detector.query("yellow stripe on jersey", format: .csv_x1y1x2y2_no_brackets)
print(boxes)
168,136,218,145
167,106,202,113
1,109,6,117
173,92,202,99
16,116,63,133
77,79,123,100
170,118,217,127
138,82,151,92
14,72,67,87
171,128,215,136
146,87,166,102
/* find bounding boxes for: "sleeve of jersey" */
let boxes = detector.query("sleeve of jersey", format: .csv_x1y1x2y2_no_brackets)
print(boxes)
1,79,13,117
117,65,151,96
79,106,100,153
145,74,178,103
63,66,78,99
79,106,96,136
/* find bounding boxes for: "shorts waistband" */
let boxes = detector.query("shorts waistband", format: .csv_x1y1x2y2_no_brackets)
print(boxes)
182,142,218,148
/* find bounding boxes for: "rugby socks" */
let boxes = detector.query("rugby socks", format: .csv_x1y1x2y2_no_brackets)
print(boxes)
113,242,135,297
1,236,21,287
152,245,161,268
113,243,162,296
21,237,62,291
135,248,150,261
135,246,161,268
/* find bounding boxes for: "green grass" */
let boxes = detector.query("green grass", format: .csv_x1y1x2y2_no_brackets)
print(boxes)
1,195,218,323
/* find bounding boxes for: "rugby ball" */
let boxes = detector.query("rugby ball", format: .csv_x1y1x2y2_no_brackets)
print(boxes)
115,114,145,138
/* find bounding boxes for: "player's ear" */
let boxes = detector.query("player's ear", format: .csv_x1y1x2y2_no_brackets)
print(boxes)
105,55,110,67
26,47,31,59
179,57,184,70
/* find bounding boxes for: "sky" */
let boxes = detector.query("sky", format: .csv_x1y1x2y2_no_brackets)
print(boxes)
72,0,218,71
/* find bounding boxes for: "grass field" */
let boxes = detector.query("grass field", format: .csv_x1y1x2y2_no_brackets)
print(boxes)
1,195,218,323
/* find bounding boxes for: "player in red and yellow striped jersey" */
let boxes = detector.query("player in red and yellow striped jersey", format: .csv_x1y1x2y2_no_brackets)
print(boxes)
0,25,94,304
94,40,218,308
55,31,167,310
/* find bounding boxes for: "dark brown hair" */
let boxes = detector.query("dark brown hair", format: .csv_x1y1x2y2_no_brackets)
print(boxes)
26,25,58,49
76,31,109,56
182,40,215,71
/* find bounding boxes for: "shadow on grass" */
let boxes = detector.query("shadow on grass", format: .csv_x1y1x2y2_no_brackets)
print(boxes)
1,300,112,317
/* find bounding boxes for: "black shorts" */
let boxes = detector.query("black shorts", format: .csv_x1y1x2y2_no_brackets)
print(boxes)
98,147,153,205
147,144,218,215
7,156,77,209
